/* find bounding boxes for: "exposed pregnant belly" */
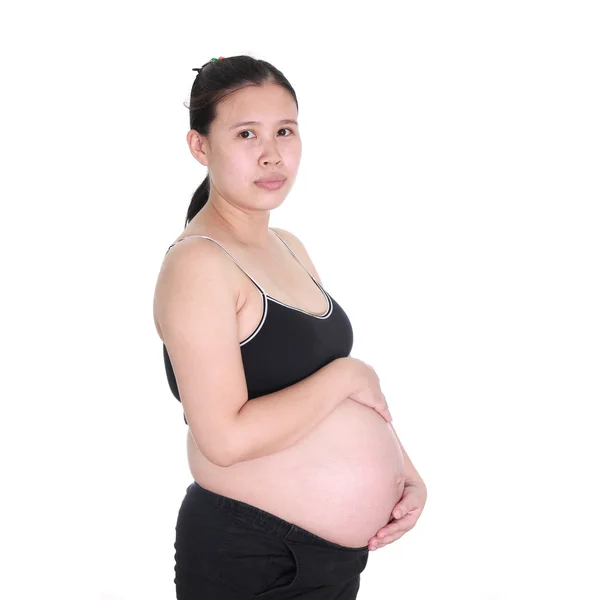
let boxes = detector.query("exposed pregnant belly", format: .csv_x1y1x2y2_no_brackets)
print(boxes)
187,397,407,548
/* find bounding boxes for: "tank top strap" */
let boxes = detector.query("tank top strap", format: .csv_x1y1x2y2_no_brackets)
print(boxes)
165,235,267,296
270,229,323,289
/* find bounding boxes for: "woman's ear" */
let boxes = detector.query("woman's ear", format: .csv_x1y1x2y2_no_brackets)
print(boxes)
187,129,209,167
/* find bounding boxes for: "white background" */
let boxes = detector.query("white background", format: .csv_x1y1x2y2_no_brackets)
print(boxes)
1,1,598,599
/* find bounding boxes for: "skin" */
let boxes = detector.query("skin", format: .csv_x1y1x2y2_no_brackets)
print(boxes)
181,81,427,551
185,81,301,247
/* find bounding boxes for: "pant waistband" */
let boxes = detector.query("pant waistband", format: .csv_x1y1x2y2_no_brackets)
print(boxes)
190,480,369,552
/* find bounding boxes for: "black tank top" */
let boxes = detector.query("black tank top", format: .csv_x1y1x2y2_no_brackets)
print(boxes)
162,230,354,424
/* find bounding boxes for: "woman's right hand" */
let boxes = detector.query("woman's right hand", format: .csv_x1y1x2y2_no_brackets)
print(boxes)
340,357,393,423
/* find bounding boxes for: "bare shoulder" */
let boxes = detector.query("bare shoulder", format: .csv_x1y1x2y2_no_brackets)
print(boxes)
153,236,242,341
270,227,323,285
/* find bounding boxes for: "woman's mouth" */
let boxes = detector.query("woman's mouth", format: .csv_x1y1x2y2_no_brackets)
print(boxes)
254,179,286,191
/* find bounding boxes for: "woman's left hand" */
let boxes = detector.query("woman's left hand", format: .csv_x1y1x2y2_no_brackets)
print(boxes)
368,480,427,551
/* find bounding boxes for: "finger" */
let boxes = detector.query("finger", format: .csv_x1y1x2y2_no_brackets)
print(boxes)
369,530,406,550
383,407,392,423
382,394,393,422
381,393,391,414
380,407,392,423
393,500,417,520
376,520,410,539
392,503,407,520
379,521,410,538
371,530,407,549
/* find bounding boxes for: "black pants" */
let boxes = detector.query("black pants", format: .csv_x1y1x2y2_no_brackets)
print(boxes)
174,481,370,599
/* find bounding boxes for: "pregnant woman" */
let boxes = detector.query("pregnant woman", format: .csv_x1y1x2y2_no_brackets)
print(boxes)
153,55,427,599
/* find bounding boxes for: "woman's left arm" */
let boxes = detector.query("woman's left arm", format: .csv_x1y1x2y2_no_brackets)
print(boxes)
367,425,428,551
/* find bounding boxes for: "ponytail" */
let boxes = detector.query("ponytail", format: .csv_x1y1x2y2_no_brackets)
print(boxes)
185,172,210,227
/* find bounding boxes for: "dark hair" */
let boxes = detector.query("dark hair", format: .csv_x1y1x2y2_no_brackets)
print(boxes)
184,55,299,227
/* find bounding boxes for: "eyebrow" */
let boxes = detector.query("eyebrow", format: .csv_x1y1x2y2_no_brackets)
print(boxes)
229,119,298,130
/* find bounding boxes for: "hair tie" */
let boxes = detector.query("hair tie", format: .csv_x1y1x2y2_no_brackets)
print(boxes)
192,57,224,75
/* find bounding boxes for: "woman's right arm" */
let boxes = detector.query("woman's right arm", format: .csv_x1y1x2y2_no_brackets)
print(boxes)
230,357,352,464
155,239,388,468
232,356,395,464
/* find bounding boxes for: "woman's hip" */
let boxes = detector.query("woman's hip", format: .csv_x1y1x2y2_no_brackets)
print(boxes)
174,480,369,599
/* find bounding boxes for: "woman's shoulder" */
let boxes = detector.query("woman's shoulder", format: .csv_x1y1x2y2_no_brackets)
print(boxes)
269,227,323,286
154,232,245,340
270,226,304,254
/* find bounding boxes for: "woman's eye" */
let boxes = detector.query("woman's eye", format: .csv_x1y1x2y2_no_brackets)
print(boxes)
238,128,293,139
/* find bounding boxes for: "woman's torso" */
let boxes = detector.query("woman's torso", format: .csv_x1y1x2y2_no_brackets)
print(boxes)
155,227,406,548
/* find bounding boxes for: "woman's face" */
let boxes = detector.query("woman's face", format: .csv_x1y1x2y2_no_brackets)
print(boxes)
191,82,302,210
